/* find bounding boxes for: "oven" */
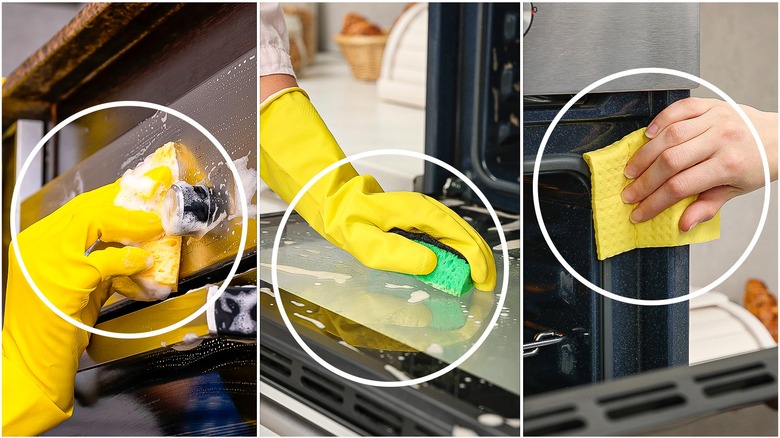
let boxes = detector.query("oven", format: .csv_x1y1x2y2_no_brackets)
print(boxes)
522,3,777,435
2,4,257,436
259,3,520,436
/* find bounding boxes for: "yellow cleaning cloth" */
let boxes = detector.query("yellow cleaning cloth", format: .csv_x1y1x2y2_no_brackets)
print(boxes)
583,128,720,260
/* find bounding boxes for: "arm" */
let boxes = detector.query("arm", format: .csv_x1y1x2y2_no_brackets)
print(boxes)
3,171,170,434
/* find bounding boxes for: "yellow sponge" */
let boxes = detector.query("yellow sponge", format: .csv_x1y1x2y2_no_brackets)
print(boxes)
113,142,182,301
583,128,720,260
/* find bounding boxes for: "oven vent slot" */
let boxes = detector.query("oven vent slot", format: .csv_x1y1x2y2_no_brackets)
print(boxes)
354,394,403,435
597,383,676,404
300,367,345,403
259,344,292,377
605,395,686,420
703,374,775,397
694,362,765,382
260,340,436,435
523,405,575,422
523,348,777,435
526,418,586,436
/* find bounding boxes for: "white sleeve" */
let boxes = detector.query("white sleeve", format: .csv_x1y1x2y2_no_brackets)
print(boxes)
260,2,296,78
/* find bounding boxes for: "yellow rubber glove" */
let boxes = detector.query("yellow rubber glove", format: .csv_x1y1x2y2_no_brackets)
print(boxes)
2,174,168,435
260,87,496,291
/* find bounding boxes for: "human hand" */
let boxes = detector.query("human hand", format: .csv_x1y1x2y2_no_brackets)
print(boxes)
621,97,778,231
260,87,497,291
318,176,497,292
3,176,165,434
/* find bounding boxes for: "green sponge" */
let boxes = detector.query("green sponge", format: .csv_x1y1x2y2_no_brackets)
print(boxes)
392,229,474,296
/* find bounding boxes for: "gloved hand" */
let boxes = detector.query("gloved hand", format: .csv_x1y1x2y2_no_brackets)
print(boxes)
2,170,169,435
260,87,496,291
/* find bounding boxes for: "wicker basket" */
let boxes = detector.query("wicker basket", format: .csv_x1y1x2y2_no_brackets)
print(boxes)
333,33,389,81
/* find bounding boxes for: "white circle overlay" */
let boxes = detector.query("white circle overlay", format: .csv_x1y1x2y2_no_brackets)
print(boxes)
271,149,510,387
10,100,249,339
532,67,770,306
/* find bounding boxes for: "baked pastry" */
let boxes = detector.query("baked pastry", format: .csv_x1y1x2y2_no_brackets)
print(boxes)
341,12,383,36
744,278,778,342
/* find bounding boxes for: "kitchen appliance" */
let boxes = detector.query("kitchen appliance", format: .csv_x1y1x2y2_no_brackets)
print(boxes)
522,3,777,435
259,3,521,435
2,4,257,435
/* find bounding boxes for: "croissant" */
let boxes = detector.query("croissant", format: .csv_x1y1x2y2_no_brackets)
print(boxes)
341,12,383,36
744,278,778,342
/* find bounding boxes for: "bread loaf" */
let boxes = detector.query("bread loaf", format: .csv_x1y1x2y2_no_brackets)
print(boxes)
113,142,182,301
744,278,778,342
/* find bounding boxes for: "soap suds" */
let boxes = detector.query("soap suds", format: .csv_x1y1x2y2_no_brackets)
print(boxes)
261,263,351,284
426,343,444,355
493,239,521,251
408,290,430,303
339,340,360,353
383,364,420,389
228,154,258,219
477,413,504,427
385,283,414,289
505,418,520,428
452,425,479,436
259,286,274,297
182,332,199,343
294,313,326,329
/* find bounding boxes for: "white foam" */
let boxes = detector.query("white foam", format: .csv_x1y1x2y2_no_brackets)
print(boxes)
493,239,521,251
505,418,520,428
385,283,414,289
228,154,258,220
294,312,326,329
425,343,444,355
339,340,360,353
477,413,504,427
260,263,351,284
452,425,478,436
259,286,274,297
408,290,430,303
383,365,420,389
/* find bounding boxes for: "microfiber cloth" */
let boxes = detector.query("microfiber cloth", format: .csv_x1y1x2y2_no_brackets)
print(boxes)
583,128,721,260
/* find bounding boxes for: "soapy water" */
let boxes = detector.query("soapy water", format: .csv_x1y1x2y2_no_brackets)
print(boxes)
227,154,257,220
338,340,360,353
407,290,429,303
260,263,351,284
293,312,326,329
383,364,420,388
425,343,444,355
384,283,414,289
477,414,504,427
451,425,478,436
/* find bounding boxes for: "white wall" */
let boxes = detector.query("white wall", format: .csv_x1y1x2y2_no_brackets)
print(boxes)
689,3,778,302
2,4,83,75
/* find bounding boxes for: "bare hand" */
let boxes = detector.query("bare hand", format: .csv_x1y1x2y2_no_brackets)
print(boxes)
621,97,778,231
